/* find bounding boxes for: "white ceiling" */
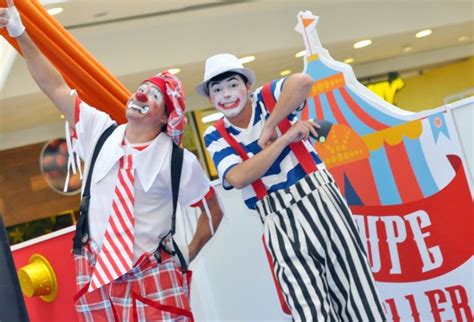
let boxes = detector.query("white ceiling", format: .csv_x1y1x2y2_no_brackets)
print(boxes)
0,0,473,149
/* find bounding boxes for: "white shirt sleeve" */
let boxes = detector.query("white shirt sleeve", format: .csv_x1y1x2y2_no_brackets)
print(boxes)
178,150,212,207
74,101,116,162
203,125,242,190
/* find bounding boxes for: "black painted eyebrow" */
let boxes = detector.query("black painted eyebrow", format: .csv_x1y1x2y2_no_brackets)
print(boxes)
209,76,239,89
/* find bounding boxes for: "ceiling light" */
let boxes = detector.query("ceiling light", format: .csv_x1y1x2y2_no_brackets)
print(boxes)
47,7,63,16
458,36,469,42
60,114,65,119
295,50,306,58
202,112,223,123
402,45,413,53
415,29,432,38
343,58,354,64
239,56,255,64
280,69,291,76
353,40,372,49
168,68,181,75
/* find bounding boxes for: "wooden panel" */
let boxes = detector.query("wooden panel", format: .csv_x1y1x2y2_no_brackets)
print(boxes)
0,142,80,227
0,198,5,215
30,175,50,192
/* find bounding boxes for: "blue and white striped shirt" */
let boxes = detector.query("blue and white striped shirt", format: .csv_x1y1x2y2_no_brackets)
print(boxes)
204,78,325,209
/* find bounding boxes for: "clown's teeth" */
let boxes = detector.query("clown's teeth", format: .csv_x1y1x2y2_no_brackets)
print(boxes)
128,103,150,114
139,106,149,114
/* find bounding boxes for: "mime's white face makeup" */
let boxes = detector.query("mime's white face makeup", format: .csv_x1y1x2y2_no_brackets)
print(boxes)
127,83,164,115
209,76,248,118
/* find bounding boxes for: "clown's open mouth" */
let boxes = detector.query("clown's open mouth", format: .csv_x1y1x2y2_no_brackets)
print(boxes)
218,98,241,110
128,102,150,114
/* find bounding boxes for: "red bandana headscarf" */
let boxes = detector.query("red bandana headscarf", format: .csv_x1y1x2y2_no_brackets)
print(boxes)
143,71,187,145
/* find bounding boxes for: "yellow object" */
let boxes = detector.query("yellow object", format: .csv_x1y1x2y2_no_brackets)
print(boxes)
367,77,405,104
310,73,345,96
194,108,220,178
395,56,474,111
307,54,319,62
17,254,58,302
363,120,422,151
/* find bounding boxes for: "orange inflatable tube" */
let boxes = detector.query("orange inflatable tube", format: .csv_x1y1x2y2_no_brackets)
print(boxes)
0,0,129,124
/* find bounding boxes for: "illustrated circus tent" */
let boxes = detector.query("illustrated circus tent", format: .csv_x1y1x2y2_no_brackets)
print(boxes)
295,11,454,207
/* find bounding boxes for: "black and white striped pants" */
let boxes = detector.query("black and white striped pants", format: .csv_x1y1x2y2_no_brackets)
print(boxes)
256,169,386,322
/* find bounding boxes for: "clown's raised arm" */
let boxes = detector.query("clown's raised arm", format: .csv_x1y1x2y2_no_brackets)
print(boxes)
0,0,75,125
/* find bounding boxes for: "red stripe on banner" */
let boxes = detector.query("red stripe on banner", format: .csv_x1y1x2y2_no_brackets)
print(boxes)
384,142,423,203
326,90,349,126
339,87,388,131
345,159,381,206
301,101,309,120
314,95,324,120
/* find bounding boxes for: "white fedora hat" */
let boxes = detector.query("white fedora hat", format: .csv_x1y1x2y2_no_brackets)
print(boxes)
196,53,256,97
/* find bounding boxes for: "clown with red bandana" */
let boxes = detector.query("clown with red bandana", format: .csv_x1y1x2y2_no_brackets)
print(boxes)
1,2,223,321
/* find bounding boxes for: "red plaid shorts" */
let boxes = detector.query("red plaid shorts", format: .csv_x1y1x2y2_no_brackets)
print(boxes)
73,239,193,322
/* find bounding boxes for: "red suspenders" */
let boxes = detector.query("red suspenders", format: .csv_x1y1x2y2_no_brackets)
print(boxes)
261,83,318,174
214,119,268,199
213,82,318,201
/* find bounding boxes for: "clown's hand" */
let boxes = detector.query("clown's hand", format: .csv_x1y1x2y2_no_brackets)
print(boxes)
0,0,25,38
258,123,278,148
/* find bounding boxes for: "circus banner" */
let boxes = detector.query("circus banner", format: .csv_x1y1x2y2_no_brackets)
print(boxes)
296,11,473,322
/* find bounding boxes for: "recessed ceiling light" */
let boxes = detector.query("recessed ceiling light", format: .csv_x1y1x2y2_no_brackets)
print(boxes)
402,45,413,53
47,7,63,16
344,58,354,64
239,56,255,64
416,29,432,38
168,68,181,75
353,40,372,49
295,50,306,58
202,112,223,123
60,114,65,119
458,36,469,42
280,69,291,76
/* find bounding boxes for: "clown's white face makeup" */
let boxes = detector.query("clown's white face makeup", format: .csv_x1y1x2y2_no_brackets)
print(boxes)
127,83,164,115
208,76,248,118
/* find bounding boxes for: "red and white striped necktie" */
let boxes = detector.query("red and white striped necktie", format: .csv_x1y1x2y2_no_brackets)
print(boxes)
89,154,136,292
